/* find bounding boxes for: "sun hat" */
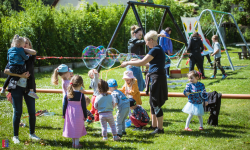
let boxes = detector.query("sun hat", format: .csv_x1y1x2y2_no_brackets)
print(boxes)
129,98,136,107
107,79,118,87
57,64,73,73
122,71,135,79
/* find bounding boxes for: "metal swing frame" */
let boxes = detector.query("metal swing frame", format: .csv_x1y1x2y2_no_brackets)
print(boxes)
97,1,188,72
195,9,250,71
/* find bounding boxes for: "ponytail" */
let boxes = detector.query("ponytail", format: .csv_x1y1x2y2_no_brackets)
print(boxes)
67,84,74,99
51,68,59,85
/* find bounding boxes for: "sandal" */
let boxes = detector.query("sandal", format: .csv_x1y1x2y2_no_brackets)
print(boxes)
184,127,192,131
199,127,204,130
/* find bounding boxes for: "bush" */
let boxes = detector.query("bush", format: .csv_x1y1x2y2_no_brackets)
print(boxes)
0,0,193,71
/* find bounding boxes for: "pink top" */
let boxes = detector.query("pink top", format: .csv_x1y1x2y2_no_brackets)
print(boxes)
62,80,70,103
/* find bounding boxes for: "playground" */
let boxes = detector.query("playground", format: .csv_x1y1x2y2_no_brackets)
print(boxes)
0,0,250,149
0,46,249,149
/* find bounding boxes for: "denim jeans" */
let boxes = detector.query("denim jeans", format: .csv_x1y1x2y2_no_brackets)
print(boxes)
11,85,36,136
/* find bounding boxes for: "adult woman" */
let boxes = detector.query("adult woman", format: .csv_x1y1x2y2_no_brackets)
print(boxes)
121,30,168,134
128,25,145,55
4,37,40,144
186,32,205,78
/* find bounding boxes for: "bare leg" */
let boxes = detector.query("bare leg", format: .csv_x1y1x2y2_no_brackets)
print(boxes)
156,116,163,130
151,114,157,127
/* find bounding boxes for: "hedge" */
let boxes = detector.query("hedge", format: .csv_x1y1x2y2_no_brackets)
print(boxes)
0,0,194,71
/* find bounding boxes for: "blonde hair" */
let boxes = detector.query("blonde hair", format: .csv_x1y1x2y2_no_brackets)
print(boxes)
212,35,219,41
144,30,158,41
88,69,96,78
12,34,25,47
85,95,90,104
130,25,140,37
127,78,136,87
24,37,33,49
51,68,68,85
67,75,84,99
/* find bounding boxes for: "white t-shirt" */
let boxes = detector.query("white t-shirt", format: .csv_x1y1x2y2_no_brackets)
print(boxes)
213,42,221,59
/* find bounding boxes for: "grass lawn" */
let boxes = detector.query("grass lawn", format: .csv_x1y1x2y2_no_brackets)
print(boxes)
0,47,249,150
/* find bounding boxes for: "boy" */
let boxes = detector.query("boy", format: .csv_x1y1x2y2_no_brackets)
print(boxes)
210,35,227,79
129,99,149,131
107,79,130,138
88,69,100,121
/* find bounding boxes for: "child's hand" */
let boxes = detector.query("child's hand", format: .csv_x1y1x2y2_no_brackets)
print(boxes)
93,69,98,74
80,88,86,93
125,90,128,95
205,102,208,106
131,113,135,116
186,92,190,96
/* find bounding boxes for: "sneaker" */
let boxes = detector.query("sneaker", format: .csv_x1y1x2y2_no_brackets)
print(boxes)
201,76,206,79
28,91,39,99
122,131,127,135
166,75,170,79
132,127,142,131
29,134,41,141
74,144,83,148
184,127,192,131
148,125,157,130
199,127,204,130
150,128,164,134
0,88,6,97
12,136,20,144
222,74,227,79
210,75,216,79
102,137,108,141
117,134,122,138
113,136,120,141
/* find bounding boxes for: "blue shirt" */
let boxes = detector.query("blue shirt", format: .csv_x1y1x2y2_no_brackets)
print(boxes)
94,94,114,113
159,30,173,54
7,47,29,66
213,42,221,59
147,45,165,73
111,89,130,109
183,82,208,104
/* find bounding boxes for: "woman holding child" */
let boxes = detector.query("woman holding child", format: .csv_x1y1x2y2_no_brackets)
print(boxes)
121,30,168,134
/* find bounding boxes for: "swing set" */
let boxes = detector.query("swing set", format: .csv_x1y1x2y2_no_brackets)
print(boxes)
97,0,188,72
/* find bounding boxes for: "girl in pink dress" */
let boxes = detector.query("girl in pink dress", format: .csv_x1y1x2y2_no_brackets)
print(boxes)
62,75,87,148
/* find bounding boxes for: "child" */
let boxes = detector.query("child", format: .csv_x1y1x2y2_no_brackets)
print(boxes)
182,71,208,131
94,79,120,141
210,35,227,79
88,69,100,121
63,75,87,148
120,71,141,105
107,79,130,138
51,64,73,104
129,99,149,131
84,95,94,122
126,58,145,91
1,35,39,99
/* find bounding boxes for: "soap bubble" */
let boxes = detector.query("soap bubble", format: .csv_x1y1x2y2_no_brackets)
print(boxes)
100,48,120,69
117,53,140,63
82,46,105,69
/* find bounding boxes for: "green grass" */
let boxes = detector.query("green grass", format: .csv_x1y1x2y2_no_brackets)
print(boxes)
0,47,250,149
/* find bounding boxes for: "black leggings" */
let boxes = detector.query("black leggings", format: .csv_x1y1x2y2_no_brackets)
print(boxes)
3,75,11,89
150,104,163,117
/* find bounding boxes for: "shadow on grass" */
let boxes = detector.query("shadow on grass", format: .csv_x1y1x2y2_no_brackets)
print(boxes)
43,139,136,149
207,79,221,86
219,124,250,129
162,108,182,113
35,125,62,130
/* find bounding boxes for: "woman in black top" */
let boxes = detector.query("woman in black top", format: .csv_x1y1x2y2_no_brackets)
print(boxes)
121,30,168,134
186,32,205,78
128,25,145,55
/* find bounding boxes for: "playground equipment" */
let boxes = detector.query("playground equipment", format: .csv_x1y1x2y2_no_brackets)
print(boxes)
180,9,250,71
97,0,188,72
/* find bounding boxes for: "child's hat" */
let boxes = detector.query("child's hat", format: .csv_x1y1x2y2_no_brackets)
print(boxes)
129,98,136,107
107,79,118,87
122,71,135,79
57,64,73,73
